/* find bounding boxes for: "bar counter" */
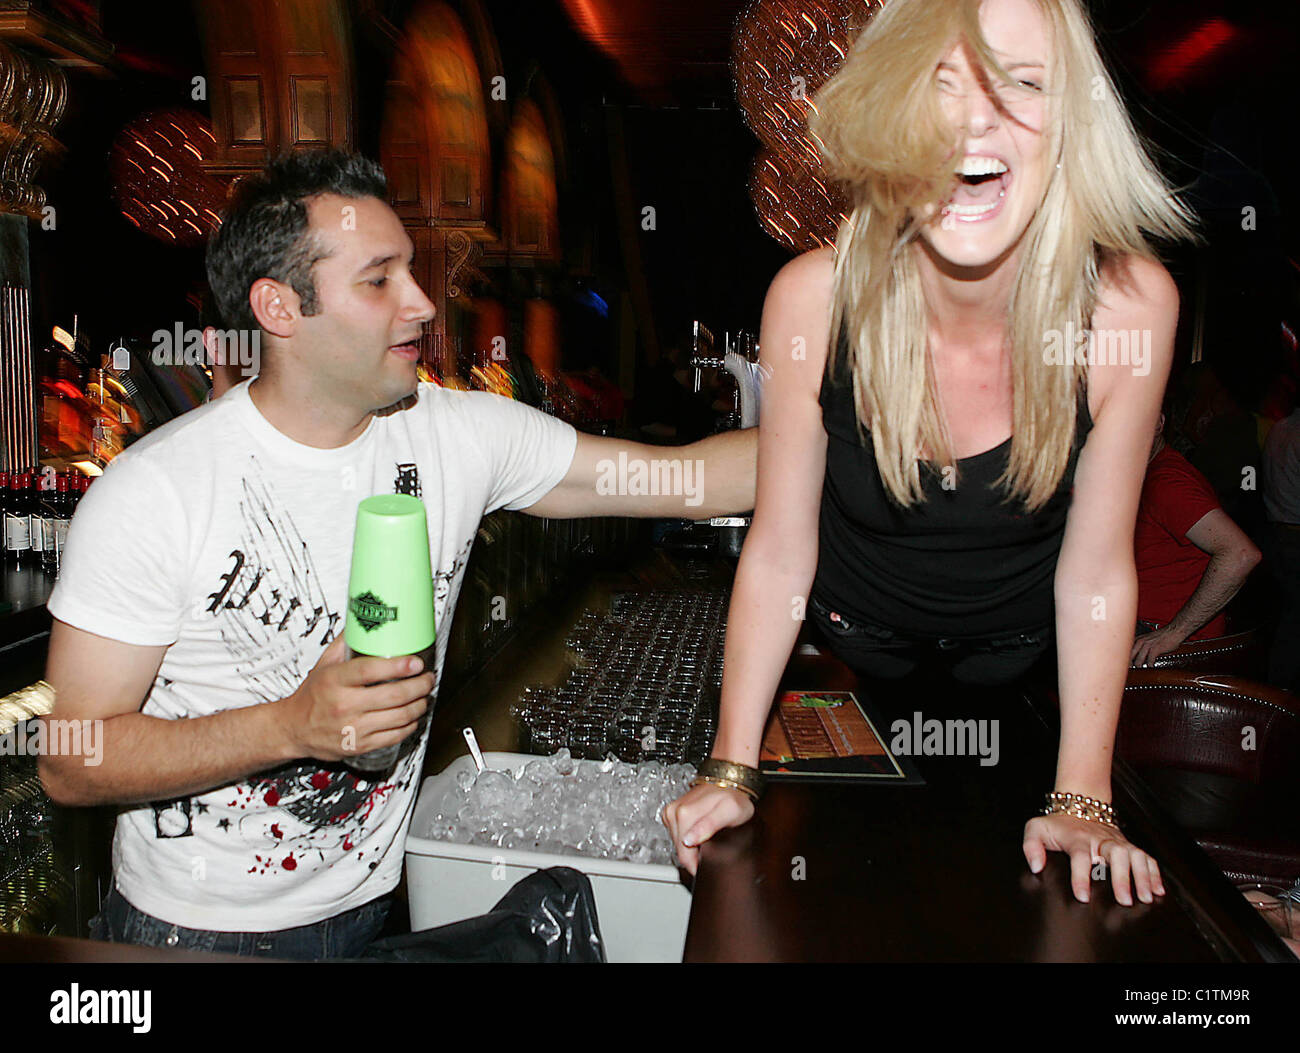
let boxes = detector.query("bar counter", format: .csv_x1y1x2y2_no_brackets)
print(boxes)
1,546,1292,962
684,649,1292,962
430,546,1292,963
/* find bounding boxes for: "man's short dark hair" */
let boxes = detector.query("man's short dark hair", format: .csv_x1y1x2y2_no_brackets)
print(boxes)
205,150,388,334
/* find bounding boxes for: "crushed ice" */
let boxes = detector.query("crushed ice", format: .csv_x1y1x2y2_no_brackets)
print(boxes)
424,749,695,865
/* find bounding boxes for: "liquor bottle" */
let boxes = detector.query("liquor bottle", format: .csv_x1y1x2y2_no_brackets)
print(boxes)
86,359,121,466
69,472,90,523
3,471,18,564
4,470,33,567
37,473,52,573
28,491,44,563
37,472,60,573
43,472,71,573
29,469,53,565
20,469,38,569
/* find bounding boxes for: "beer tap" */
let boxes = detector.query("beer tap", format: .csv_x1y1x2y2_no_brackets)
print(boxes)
689,320,724,395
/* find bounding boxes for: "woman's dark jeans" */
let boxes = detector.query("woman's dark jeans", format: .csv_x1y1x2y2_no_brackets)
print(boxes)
87,885,392,960
808,595,1052,687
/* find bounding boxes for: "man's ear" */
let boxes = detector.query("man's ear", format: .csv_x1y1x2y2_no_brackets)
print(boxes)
201,326,222,365
248,279,297,339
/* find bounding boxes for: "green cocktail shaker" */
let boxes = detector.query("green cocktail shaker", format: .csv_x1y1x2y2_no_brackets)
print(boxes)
343,493,436,772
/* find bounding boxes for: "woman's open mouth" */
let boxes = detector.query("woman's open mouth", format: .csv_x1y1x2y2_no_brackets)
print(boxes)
941,154,1012,224
388,340,420,362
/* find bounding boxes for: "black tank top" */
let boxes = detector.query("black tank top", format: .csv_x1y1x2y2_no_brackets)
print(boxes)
813,324,1093,637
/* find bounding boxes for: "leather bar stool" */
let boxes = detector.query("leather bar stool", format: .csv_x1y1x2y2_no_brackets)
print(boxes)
1116,669,1300,887
1140,628,1268,680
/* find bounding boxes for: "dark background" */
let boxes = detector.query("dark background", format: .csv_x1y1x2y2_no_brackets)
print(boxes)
28,0,1300,405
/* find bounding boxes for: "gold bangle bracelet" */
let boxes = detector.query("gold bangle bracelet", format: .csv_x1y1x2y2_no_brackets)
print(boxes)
696,757,764,799
691,774,760,802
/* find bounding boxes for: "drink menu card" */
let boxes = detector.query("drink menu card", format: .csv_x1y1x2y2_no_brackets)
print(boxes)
759,690,922,784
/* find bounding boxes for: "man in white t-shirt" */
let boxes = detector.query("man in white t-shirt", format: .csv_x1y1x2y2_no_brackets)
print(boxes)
38,151,756,959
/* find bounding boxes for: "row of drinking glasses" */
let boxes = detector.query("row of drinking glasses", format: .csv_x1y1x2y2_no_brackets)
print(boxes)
516,589,730,763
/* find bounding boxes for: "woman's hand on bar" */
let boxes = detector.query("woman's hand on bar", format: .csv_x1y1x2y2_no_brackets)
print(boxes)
661,780,755,876
1022,813,1165,907
277,634,435,762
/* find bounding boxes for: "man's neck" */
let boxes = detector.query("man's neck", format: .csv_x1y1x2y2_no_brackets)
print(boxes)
248,374,372,449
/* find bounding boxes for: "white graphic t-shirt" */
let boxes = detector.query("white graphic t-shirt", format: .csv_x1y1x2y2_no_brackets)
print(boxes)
48,379,577,931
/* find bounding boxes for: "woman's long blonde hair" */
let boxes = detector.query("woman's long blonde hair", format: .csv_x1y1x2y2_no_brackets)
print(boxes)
808,0,1198,510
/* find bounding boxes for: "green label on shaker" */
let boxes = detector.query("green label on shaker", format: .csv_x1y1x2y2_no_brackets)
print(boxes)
349,591,398,632
345,492,435,657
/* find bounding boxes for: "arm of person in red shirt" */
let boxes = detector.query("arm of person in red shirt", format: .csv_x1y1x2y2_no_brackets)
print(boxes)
1130,508,1262,665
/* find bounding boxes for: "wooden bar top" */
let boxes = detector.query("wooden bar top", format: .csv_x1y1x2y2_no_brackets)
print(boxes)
683,649,1292,963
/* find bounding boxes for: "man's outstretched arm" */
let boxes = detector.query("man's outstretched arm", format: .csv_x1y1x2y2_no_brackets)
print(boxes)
522,427,756,519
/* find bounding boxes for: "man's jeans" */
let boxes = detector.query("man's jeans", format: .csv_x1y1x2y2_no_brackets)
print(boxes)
87,885,392,960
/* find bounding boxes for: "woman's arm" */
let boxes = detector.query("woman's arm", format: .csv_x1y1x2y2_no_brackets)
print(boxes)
662,246,835,873
1024,254,1180,905
711,249,834,765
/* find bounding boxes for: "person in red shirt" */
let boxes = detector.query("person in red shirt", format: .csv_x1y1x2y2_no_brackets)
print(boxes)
1132,411,1262,665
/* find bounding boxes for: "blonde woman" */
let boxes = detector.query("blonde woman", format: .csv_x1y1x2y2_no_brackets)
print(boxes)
663,0,1197,907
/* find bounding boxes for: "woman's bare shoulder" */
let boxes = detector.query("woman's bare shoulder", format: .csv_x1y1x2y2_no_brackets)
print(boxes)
768,245,836,300
1093,253,1179,325
1088,253,1180,415
762,246,837,377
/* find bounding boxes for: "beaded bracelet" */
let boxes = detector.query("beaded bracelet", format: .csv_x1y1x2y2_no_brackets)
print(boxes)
1043,791,1118,827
